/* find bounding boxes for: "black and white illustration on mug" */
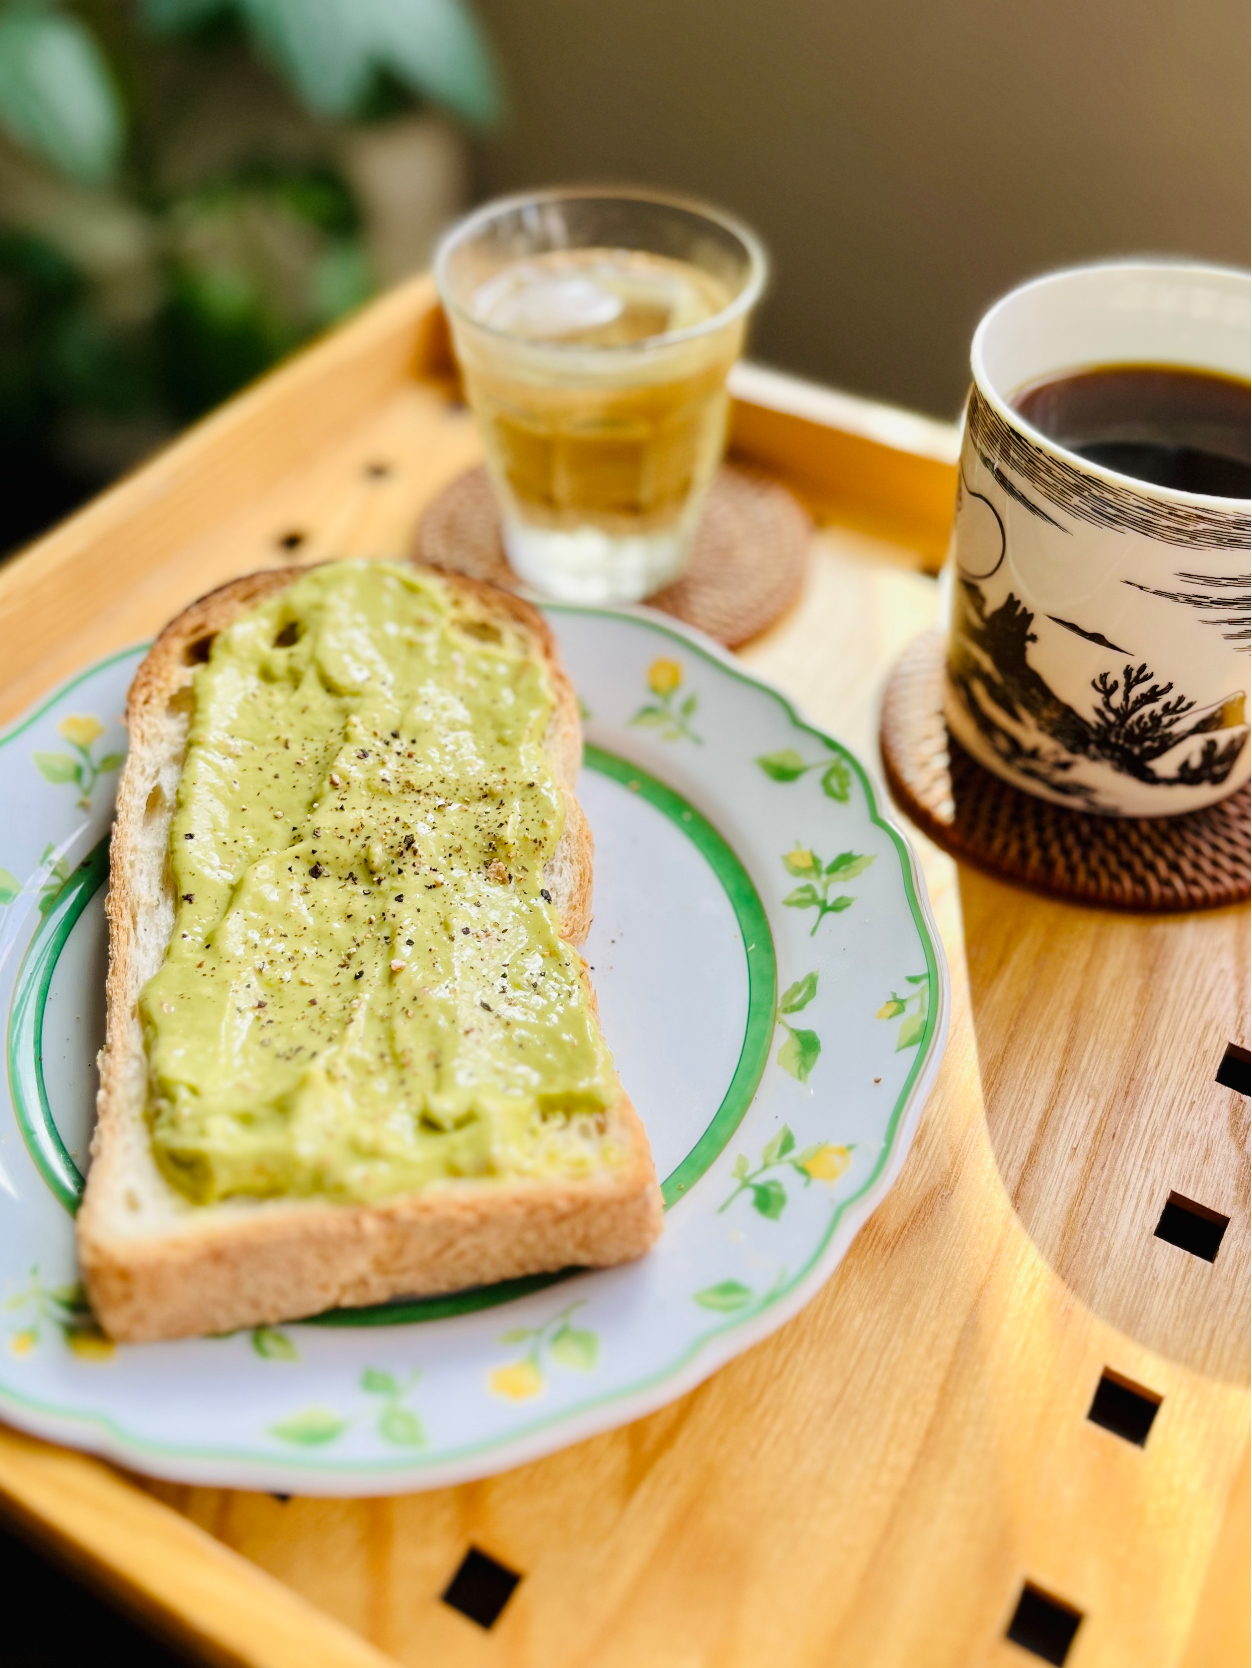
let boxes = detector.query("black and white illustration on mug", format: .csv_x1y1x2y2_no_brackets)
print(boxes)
946,415,1250,816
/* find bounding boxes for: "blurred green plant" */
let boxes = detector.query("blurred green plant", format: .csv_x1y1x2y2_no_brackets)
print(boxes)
0,0,499,548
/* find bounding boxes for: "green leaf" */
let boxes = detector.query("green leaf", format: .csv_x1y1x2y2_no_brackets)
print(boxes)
694,1280,754,1311
97,752,126,772
905,973,929,985
251,1326,299,1361
548,1325,598,1372
50,1284,90,1314
782,884,820,909
0,869,20,906
361,1366,399,1395
227,0,502,128
779,972,818,1014
778,1027,821,1083
761,1125,795,1166
362,0,502,127
629,706,668,727
755,749,808,782
270,1407,347,1445
731,1153,749,1181
33,753,80,785
750,1179,787,1220
825,851,875,880
498,1327,532,1345
378,1404,424,1446
679,693,698,718
825,895,854,913
821,759,852,801
235,0,373,117
0,13,125,186
897,1012,926,1050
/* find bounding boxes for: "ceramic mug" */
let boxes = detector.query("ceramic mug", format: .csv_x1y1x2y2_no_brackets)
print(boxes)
944,261,1250,816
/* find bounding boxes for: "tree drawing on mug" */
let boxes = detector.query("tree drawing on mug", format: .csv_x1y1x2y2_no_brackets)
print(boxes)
948,580,1248,806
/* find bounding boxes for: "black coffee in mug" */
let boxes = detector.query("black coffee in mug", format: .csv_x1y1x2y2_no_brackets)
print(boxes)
1012,364,1250,499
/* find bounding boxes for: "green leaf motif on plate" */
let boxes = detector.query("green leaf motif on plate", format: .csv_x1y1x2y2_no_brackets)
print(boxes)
629,658,703,745
693,1281,754,1312
753,744,853,802
33,752,79,786
270,1407,347,1446
0,869,20,906
761,1126,795,1167
548,1325,598,1373
756,748,808,782
777,1026,821,1084
378,1405,424,1447
718,1121,855,1219
877,972,930,1051
251,1325,299,1361
774,970,822,1082
34,716,124,808
362,1367,400,1395
821,759,852,801
778,972,818,1014
487,1301,599,1401
779,846,874,935
750,1179,787,1219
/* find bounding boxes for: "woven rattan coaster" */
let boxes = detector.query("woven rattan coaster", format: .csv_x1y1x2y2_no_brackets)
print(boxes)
414,463,810,647
880,629,1251,912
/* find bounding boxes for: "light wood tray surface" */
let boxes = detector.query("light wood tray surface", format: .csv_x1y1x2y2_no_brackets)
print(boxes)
0,276,1245,1668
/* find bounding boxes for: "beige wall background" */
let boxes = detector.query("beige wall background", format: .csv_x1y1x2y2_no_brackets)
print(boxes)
471,0,1249,419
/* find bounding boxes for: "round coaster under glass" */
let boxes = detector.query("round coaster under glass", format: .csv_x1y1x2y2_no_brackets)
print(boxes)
880,629,1251,912
414,463,810,647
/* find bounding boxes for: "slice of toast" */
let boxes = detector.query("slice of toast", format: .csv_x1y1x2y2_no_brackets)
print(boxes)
77,562,662,1343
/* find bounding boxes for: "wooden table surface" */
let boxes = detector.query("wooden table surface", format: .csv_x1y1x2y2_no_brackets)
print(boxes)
0,277,1245,1668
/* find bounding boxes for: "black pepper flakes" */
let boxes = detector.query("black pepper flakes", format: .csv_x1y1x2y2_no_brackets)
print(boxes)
182,892,195,903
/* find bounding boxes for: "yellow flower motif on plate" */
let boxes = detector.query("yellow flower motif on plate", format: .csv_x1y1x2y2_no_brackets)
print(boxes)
489,1359,544,1401
647,658,682,697
800,1144,851,1183
66,1329,115,1362
784,845,816,876
57,714,104,749
9,1330,36,1356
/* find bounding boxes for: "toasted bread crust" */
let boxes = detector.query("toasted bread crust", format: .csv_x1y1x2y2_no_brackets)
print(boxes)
77,561,661,1343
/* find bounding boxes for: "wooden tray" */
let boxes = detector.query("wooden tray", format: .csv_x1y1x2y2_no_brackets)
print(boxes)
0,275,1245,1668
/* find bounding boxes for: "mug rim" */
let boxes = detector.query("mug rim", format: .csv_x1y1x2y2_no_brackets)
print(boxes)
970,258,1252,513
435,185,770,356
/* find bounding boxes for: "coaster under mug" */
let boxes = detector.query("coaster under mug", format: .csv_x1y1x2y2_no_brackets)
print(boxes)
414,463,810,648
881,629,1250,912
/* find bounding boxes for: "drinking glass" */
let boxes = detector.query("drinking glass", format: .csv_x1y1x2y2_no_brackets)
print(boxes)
435,188,767,603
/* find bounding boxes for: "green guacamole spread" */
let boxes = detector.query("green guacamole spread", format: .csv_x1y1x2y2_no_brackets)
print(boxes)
141,560,617,1205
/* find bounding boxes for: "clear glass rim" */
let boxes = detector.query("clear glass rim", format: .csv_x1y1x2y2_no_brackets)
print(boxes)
435,185,769,355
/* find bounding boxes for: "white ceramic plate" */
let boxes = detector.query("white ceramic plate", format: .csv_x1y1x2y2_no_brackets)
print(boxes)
0,604,947,1494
